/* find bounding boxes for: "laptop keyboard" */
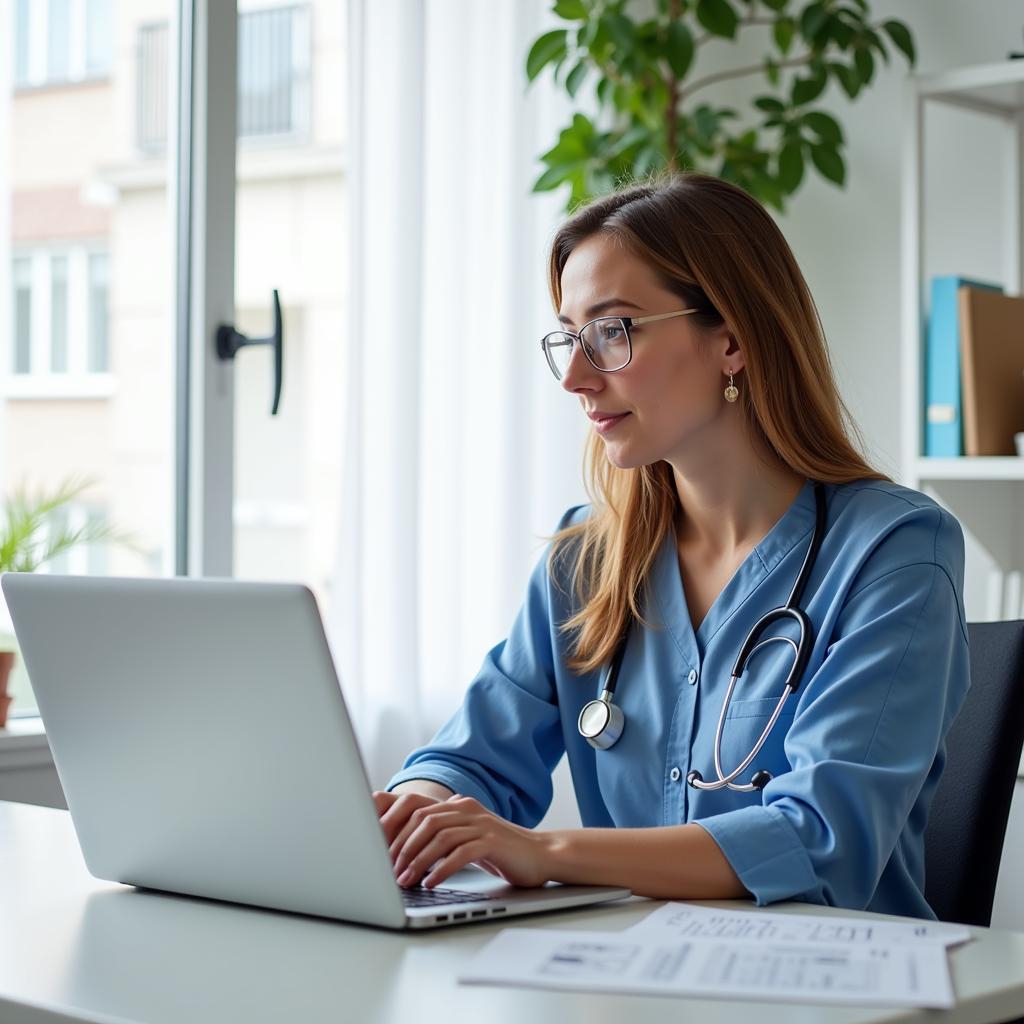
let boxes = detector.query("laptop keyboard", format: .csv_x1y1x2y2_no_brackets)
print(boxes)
400,885,493,908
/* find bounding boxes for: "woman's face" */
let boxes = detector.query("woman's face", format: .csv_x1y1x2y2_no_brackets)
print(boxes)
557,233,741,470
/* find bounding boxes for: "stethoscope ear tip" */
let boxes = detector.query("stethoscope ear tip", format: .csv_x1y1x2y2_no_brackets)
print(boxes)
751,770,773,790
686,770,703,787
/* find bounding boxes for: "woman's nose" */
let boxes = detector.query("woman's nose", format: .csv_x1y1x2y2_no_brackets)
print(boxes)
560,341,601,394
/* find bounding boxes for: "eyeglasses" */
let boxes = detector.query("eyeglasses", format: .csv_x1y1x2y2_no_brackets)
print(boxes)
541,308,699,381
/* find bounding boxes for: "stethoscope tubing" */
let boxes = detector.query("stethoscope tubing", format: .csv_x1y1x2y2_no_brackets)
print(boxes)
579,481,828,794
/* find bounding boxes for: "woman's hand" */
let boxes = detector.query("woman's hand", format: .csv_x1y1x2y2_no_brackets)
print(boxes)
374,791,555,890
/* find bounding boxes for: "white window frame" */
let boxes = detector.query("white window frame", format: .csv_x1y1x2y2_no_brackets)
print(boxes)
4,242,115,400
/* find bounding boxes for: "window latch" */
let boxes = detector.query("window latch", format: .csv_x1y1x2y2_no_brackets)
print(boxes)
216,289,283,415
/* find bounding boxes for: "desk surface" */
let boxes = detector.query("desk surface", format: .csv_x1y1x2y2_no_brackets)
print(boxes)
2,801,1024,1024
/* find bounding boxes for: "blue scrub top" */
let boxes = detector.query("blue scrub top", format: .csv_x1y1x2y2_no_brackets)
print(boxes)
387,478,970,919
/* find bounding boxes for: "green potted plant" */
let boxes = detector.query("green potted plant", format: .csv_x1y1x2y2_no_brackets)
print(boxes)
526,0,916,212
0,479,121,727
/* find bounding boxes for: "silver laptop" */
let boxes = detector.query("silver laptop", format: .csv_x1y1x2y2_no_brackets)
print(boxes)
1,573,630,930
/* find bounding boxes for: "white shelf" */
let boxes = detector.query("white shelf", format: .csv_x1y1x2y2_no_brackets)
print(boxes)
914,457,1024,482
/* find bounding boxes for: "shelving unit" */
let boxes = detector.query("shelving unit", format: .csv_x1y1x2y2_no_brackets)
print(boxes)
901,60,1024,624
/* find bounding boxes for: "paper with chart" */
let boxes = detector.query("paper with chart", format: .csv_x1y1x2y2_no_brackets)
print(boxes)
628,901,972,949
458,926,955,1008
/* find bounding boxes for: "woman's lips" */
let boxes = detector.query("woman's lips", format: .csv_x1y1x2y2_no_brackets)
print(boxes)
591,412,630,435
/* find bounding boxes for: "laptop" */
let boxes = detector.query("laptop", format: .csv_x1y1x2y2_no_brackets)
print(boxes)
0,573,630,930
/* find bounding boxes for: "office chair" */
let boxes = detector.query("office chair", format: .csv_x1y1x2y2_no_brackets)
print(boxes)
923,619,1024,927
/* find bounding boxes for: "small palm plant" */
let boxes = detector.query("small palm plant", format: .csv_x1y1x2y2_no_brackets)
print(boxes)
0,478,118,574
0,478,128,725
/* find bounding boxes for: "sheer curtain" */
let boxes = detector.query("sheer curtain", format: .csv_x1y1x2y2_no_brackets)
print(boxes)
331,0,590,803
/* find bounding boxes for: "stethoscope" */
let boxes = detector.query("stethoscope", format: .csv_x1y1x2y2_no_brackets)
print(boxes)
577,481,827,793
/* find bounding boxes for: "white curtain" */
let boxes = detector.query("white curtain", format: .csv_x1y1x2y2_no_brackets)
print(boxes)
332,0,591,792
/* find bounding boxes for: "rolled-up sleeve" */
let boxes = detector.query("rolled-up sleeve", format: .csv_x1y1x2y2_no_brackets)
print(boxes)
385,548,565,828
696,507,970,910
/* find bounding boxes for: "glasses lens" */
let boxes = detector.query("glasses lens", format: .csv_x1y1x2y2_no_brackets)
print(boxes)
542,332,576,379
581,318,630,371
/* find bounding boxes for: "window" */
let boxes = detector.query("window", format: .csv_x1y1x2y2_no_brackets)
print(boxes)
136,5,312,153
43,504,110,576
14,0,114,88
8,247,111,382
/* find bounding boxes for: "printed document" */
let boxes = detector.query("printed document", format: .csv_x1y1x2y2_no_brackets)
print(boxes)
629,901,972,948
459,902,965,1008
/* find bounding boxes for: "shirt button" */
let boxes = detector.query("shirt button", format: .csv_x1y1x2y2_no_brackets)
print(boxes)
669,767,681,782
688,668,698,685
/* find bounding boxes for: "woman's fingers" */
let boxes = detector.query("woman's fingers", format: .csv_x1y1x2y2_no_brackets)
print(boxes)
391,809,468,868
396,827,482,887
421,839,490,889
377,793,442,846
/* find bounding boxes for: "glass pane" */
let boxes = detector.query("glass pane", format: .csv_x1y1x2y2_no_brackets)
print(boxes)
85,0,113,75
12,256,31,373
51,254,68,372
87,251,109,372
47,0,72,83
233,0,341,617
2,2,178,717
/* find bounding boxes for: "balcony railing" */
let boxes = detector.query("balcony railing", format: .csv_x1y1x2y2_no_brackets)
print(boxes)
136,5,311,155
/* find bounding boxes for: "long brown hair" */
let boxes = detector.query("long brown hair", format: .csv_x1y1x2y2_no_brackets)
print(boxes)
548,172,887,674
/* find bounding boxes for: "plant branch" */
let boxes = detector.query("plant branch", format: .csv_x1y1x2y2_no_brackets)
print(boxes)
677,50,816,103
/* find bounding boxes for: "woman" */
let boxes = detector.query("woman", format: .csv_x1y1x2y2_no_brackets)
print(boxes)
374,172,970,918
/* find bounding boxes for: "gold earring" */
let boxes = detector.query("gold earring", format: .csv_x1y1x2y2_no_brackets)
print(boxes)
724,371,739,403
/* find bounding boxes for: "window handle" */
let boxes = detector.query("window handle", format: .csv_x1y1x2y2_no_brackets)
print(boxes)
216,289,283,415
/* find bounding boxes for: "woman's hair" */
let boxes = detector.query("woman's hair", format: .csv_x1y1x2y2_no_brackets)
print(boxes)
548,171,888,674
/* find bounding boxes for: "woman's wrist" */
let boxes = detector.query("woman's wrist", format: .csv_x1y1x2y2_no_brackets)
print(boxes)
389,779,455,802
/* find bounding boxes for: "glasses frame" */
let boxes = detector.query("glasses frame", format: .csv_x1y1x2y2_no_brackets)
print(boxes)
541,307,700,380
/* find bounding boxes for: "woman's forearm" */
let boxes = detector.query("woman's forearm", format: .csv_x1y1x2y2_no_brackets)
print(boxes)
542,823,750,901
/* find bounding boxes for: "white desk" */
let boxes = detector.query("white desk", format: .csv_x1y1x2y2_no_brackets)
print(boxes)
2,801,1024,1024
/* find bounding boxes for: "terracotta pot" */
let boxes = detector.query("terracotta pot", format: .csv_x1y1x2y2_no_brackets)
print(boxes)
0,651,14,728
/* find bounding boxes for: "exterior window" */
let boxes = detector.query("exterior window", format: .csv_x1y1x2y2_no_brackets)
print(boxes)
137,6,311,153
8,247,110,381
87,252,110,373
14,0,113,88
13,257,32,374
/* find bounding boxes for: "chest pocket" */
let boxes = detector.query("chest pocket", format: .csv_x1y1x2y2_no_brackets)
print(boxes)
718,696,796,782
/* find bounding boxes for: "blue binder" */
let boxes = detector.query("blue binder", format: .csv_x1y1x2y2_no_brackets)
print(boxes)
924,275,1003,457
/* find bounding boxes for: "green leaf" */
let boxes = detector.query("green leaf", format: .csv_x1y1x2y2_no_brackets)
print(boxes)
799,2,829,45
765,56,780,86
772,16,795,55
754,95,786,113
526,29,567,82
603,12,635,54
828,60,860,98
826,14,855,49
666,20,695,78
565,60,588,97
696,0,739,39
778,140,804,191
862,26,889,64
596,76,612,106
760,0,788,10
881,18,915,64
853,44,874,84
791,72,826,105
533,164,574,192
553,0,587,19
810,143,845,185
802,110,843,145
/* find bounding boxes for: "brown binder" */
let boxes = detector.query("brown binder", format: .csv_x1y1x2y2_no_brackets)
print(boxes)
958,286,1024,456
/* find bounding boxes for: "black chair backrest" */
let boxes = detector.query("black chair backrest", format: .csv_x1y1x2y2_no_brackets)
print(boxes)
924,620,1024,926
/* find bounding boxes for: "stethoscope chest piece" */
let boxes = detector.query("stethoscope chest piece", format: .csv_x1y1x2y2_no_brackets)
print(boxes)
578,690,624,750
